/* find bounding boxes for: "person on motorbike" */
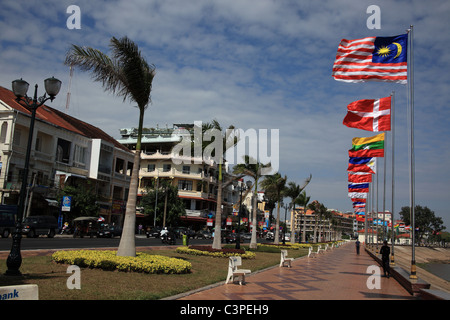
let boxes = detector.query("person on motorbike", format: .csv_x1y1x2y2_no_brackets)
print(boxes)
160,227,169,238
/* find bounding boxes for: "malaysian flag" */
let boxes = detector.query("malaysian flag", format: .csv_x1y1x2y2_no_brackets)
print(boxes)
332,34,408,83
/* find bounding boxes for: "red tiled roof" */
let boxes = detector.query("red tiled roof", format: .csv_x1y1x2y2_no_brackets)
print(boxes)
0,86,130,153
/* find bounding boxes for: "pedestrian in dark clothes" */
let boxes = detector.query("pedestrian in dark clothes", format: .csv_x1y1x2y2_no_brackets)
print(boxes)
380,240,391,278
355,239,360,255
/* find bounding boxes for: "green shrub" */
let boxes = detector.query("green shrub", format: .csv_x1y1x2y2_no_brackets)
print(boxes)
52,250,191,274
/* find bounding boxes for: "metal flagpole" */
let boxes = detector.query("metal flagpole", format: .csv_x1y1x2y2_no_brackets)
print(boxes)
408,25,417,279
383,130,387,242
376,162,379,253
364,183,368,246
391,91,396,266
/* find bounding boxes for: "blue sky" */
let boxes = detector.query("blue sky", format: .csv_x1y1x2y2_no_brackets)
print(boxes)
1,0,449,229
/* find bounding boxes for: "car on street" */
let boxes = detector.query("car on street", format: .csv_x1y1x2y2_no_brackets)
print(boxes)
22,215,58,238
195,230,212,239
146,227,161,238
97,225,122,238
224,232,244,244
282,233,291,241
174,227,196,239
240,232,252,241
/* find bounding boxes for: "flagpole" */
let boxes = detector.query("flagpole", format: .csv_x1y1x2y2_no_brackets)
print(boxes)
364,184,368,246
376,164,379,252
383,130,387,242
391,90,396,266
408,25,417,279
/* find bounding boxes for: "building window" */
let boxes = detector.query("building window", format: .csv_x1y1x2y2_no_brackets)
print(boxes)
182,165,190,174
178,180,192,191
163,164,171,172
74,145,86,165
56,138,71,164
115,158,124,174
147,164,155,172
0,122,7,143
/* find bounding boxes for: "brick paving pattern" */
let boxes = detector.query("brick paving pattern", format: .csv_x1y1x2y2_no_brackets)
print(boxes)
178,242,415,300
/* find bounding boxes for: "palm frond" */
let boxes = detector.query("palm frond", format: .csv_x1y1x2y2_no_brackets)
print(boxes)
65,45,124,95
65,36,156,110
110,36,156,109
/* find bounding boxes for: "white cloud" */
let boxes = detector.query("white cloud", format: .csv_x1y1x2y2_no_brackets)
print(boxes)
1,0,450,228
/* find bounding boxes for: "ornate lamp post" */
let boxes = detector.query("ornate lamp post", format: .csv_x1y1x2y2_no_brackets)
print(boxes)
5,77,62,275
234,180,252,249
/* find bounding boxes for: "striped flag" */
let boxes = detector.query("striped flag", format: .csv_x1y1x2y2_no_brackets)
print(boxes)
343,97,391,132
348,157,377,174
349,133,385,157
332,34,408,83
348,172,372,183
348,183,369,193
348,192,368,199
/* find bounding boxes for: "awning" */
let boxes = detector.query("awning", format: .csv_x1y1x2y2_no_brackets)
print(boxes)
45,199,59,207
180,216,207,223
73,216,98,222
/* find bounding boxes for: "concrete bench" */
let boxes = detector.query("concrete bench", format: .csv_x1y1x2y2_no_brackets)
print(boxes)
308,245,321,258
226,256,251,285
279,250,294,268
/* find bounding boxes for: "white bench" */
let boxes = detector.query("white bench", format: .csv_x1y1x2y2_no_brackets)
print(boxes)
226,256,251,285
308,245,321,258
279,250,294,268
322,244,329,253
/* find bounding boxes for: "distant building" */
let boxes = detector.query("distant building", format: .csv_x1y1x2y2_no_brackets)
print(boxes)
117,124,239,228
290,205,359,242
0,86,133,225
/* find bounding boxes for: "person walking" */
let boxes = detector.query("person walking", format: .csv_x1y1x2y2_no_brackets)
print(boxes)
380,240,391,278
355,239,360,255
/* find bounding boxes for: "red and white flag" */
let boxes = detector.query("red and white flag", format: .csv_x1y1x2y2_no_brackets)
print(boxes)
343,96,391,132
332,34,408,83
348,172,372,183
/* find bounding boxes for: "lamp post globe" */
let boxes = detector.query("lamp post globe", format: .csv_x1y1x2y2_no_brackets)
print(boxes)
44,77,62,100
12,79,29,98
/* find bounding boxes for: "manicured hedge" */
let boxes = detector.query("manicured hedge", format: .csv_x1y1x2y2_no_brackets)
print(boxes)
176,246,256,259
52,250,191,274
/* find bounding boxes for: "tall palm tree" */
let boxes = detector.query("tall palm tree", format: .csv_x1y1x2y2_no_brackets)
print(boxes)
261,173,287,245
308,200,327,243
285,175,312,242
233,156,271,249
65,36,156,257
201,120,241,250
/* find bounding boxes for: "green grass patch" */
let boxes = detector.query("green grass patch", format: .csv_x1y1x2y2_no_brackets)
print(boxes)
0,247,309,300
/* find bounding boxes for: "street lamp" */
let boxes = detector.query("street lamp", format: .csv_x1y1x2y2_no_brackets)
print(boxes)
5,77,62,275
282,203,292,245
233,180,252,249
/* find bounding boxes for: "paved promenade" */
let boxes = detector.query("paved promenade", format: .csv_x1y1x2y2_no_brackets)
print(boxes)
176,242,415,300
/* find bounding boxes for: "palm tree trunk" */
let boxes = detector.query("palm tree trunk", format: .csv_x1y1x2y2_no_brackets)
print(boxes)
274,203,281,245
117,108,144,257
249,180,258,249
212,164,223,249
302,210,306,243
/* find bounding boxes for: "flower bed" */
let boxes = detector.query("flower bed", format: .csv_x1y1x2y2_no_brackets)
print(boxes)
176,246,256,259
52,250,191,274
258,243,312,250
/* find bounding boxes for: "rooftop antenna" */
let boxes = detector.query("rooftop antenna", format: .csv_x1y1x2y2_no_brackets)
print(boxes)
65,65,74,112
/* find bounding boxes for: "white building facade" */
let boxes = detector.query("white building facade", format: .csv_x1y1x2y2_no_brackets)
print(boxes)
0,86,133,225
